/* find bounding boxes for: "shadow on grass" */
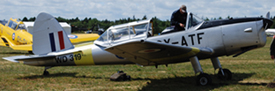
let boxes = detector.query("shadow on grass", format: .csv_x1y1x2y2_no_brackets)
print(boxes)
136,73,259,91
17,72,109,79
16,72,265,90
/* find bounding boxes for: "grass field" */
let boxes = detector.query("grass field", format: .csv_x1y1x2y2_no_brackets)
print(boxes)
1,37,275,91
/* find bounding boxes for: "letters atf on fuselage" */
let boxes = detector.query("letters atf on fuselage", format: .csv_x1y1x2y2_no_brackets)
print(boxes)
158,32,204,46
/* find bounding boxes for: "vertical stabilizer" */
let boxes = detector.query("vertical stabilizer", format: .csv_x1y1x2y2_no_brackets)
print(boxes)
266,12,270,19
33,12,74,55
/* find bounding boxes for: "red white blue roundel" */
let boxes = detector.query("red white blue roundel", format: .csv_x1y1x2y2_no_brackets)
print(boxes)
68,35,78,39
12,33,15,40
138,49,161,53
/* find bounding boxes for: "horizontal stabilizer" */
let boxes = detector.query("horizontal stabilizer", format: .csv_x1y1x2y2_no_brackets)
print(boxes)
3,55,55,63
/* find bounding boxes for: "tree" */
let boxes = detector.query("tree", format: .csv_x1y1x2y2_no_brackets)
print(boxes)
83,17,89,23
142,15,147,20
22,17,28,21
29,17,36,21
56,16,67,22
133,15,136,21
204,17,210,21
227,16,232,19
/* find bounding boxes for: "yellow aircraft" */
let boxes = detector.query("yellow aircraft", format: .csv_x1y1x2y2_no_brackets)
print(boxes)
0,18,99,52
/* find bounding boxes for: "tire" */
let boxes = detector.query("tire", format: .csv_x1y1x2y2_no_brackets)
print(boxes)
196,73,212,86
218,68,232,80
43,71,49,76
126,75,131,81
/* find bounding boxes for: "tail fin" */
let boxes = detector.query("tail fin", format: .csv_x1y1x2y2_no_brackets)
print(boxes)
32,12,74,55
266,12,270,19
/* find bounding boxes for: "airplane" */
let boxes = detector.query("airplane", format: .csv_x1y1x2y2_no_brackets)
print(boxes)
3,12,273,86
265,29,275,36
0,18,100,52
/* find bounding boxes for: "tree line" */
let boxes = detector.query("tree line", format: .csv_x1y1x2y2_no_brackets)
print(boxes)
21,15,275,34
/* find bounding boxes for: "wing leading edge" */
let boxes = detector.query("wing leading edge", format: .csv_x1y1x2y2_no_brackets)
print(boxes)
105,40,214,66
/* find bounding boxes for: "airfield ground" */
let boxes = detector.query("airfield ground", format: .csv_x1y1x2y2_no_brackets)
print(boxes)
0,37,275,90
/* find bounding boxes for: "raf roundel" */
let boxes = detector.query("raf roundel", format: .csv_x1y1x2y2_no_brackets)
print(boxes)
12,33,15,40
68,35,78,39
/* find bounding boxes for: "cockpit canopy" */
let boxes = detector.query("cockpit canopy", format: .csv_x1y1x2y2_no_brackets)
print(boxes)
95,19,153,47
186,13,204,29
7,18,27,31
161,13,204,34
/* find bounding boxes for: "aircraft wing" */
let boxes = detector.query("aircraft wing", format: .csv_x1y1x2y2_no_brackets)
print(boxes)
105,40,214,66
10,44,32,51
0,36,32,51
69,34,100,44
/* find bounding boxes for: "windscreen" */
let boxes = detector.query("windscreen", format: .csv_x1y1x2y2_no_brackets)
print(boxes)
8,20,18,30
17,24,27,30
188,13,204,29
95,20,152,47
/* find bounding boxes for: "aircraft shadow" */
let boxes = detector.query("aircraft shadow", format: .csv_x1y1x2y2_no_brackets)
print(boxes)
135,73,261,91
16,72,265,90
17,72,109,79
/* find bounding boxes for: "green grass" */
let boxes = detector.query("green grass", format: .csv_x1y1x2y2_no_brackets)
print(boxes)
1,37,275,90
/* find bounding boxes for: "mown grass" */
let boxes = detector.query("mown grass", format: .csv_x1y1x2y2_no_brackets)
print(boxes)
1,37,275,91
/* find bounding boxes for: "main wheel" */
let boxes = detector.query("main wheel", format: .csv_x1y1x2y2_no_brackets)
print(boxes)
43,71,49,76
126,75,131,81
196,73,212,86
217,68,232,80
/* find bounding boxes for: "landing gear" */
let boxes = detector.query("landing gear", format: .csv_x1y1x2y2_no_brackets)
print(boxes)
211,57,232,80
42,66,53,76
217,68,232,80
190,57,232,86
190,56,212,85
196,73,212,86
43,70,49,76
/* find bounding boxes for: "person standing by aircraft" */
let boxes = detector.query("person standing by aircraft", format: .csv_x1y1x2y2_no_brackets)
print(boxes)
171,5,188,31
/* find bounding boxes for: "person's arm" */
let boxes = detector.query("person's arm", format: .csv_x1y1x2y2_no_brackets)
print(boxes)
170,13,179,26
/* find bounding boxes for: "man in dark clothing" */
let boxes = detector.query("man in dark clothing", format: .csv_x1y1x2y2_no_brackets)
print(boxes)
270,36,275,59
171,5,187,31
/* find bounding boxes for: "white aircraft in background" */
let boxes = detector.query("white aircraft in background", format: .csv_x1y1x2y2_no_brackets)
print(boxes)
3,12,273,85
266,29,275,36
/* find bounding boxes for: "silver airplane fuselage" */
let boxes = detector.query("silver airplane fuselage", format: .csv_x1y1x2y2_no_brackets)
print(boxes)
24,18,271,67
3,12,272,67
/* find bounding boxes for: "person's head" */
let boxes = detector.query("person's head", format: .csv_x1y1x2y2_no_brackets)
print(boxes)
180,5,187,14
